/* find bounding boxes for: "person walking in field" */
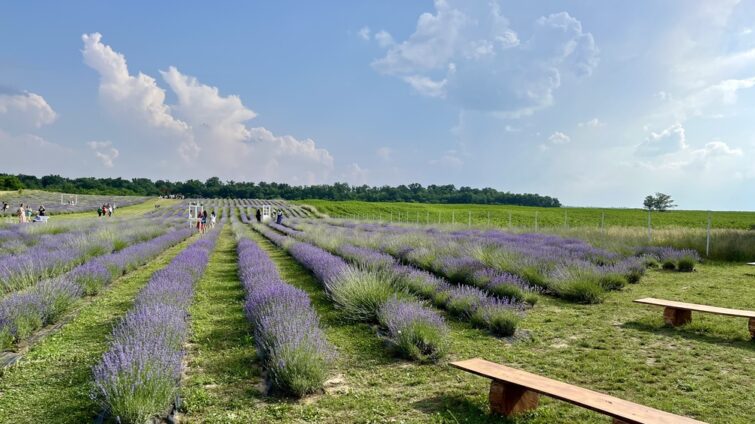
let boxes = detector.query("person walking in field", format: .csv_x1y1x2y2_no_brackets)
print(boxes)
210,211,216,229
255,208,261,223
17,204,25,224
2,202,8,217
276,210,283,224
201,210,208,234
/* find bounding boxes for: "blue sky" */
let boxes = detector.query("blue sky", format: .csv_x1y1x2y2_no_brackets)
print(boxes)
1,1,753,210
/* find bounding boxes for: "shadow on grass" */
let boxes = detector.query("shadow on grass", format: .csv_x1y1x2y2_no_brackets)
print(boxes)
413,394,515,423
622,320,755,350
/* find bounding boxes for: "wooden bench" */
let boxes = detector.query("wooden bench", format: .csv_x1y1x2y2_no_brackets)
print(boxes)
450,358,704,424
634,297,755,338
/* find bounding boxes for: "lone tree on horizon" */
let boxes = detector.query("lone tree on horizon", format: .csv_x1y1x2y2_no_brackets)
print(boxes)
643,192,676,212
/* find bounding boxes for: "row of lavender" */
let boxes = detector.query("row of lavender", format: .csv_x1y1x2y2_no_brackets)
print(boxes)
240,209,450,363
92,213,224,423
0,216,182,296
0,225,194,350
266,221,525,336
232,216,334,396
286,219,658,304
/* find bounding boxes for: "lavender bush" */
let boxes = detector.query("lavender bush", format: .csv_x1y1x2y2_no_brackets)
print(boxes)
235,221,333,396
92,222,222,423
378,297,448,362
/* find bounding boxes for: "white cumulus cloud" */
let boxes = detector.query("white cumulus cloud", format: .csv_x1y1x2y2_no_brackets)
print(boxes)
370,1,598,116
87,140,119,167
0,92,57,130
548,131,571,144
80,33,335,183
636,123,688,156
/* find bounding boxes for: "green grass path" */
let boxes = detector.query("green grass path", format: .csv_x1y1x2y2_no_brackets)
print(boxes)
0,235,195,423
181,225,260,422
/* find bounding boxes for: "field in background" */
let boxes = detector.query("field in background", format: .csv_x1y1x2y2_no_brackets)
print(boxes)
296,200,755,230
0,190,151,216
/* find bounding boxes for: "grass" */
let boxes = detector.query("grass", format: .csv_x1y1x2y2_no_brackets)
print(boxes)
0,234,196,423
179,221,755,423
296,199,755,230
180,225,261,421
52,197,179,220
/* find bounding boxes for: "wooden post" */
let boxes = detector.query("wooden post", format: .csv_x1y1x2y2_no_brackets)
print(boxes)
468,211,471,226
601,211,605,232
508,211,512,228
534,212,538,231
452,211,455,225
488,381,539,416
663,307,692,326
749,318,755,339
426,210,429,224
647,210,652,243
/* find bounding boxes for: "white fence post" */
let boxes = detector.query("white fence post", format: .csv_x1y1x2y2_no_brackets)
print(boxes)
706,211,711,257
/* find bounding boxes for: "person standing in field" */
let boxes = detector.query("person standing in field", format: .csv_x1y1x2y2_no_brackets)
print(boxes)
2,202,8,217
17,204,25,224
38,205,46,217
255,208,261,223
210,211,216,229
201,210,208,234
276,210,283,224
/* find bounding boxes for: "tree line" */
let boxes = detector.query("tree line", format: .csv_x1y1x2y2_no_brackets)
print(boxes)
0,174,562,207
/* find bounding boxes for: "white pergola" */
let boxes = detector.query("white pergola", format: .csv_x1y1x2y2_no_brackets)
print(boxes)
261,205,272,222
188,202,204,227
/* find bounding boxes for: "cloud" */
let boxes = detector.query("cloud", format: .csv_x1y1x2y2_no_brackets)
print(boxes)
374,30,395,48
81,33,190,137
578,118,605,128
548,131,571,144
637,139,744,173
636,123,687,156
358,26,371,41
376,146,393,160
370,1,598,116
344,162,369,184
0,92,57,131
80,33,335,183
402,75,447,98
87,141,119,167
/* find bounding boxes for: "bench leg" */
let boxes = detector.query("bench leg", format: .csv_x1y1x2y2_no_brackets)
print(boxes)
488,381,539,416
612,419,635,424
663,307,691,326
749,318,755,339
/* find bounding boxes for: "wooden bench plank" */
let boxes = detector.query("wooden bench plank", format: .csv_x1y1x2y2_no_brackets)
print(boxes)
451,358,705,424
634,298,755,319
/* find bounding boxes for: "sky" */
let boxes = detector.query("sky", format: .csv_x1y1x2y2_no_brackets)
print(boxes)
0,1,754,210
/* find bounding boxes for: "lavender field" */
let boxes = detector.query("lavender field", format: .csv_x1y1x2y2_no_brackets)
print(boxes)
0,200,751,423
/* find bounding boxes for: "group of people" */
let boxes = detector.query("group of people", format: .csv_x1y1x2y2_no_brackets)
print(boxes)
97,204,115,217
195,210,216,234
5,203,46,224
254,208,284,224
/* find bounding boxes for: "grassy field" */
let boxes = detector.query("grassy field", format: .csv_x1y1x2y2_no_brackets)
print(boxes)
177,215,755,423
296,200,755,230
1,202,753,423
